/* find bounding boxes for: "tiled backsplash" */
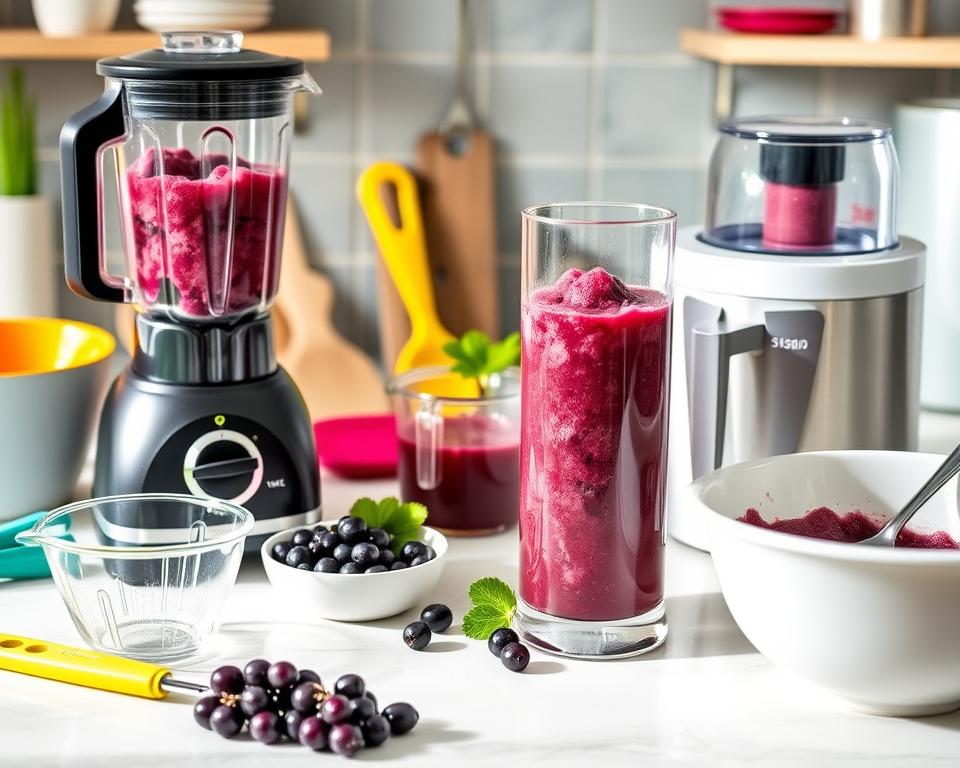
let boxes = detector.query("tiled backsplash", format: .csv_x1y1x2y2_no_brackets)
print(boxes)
5,0,959,358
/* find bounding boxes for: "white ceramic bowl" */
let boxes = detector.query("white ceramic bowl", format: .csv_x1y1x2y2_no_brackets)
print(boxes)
688,450,960,717
261,522,448,622
32,0,120,37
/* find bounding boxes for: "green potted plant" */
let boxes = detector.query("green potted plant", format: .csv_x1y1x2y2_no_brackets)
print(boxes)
0,68,54,316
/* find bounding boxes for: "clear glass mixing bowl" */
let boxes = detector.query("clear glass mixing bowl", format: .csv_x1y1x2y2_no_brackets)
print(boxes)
17,494,253,663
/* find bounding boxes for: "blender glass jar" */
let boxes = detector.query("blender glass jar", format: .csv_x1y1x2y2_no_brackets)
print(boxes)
702,116,897,254
61,31,320,321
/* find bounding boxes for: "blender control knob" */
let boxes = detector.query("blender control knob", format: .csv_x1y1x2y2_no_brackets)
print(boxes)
183,430,263,505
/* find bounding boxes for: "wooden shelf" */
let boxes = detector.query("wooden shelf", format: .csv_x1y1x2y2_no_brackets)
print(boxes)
681,28,960,69
0,28,331,60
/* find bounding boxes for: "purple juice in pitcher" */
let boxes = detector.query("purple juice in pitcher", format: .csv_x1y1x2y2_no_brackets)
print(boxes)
520,267,671,622
398,412,519,535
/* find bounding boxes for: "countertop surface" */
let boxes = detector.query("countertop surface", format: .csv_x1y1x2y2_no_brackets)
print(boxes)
5,412,960,767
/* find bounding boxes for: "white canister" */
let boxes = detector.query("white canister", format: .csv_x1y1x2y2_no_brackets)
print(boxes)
897,99,960,411
0,194,56,317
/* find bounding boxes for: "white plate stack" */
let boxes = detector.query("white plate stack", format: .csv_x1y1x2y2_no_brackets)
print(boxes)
134,0,273,33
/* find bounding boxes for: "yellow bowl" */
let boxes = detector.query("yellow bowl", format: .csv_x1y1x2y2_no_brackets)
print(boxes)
0,317,114,377
0,318,115,521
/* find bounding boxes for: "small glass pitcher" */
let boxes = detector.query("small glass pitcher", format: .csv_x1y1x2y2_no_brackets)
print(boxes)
388,366,520,536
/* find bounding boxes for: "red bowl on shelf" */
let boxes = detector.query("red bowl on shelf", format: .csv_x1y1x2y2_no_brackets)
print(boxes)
717,7,840,34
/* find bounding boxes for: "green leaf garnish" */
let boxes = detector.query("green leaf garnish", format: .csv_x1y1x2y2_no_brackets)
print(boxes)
348,496,428,555
442,330,520,392
462,576,517,640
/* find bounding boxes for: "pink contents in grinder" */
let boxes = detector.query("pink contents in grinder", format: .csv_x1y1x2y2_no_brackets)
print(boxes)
739,506,960,549
762,181,837,248
759,141,844,250
125,147,287,317
520,267,672,622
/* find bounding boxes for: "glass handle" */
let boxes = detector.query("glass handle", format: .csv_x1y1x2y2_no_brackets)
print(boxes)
61,81,128,303
414,407,443,491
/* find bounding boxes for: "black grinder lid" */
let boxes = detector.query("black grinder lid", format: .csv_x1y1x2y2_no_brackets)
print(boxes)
759,143,846,185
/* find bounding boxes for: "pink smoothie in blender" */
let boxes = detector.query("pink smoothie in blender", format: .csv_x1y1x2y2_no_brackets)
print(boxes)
125,147,286,317
520,267,672,622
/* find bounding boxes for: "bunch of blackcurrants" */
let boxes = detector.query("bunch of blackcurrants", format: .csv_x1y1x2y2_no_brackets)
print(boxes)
272,517,436,574
193,659,419,758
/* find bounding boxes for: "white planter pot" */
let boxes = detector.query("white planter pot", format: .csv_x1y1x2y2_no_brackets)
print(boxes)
0,195,56,317
31,0,121,37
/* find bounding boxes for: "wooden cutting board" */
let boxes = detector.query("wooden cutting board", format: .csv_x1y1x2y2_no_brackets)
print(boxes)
274,202,388,420
374,131,499,370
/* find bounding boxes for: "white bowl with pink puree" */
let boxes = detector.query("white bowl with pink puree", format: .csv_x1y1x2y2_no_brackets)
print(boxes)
687,450,960,717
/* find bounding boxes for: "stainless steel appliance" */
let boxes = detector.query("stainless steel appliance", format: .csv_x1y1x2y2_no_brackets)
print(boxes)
668,117,925,551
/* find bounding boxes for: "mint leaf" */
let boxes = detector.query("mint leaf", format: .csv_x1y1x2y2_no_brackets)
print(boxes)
463,605,512,641
468,577,517,614
385,500,427,552
348,496,428,555
349,497,379,523
485,332,520,373
443,330,520,389
462,576,517,640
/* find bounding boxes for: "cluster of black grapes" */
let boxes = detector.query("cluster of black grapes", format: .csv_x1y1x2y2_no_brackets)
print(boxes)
193,659,419,758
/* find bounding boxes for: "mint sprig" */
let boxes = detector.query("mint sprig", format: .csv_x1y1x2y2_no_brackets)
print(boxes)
442,330,520,392
462,577,517,640
348,496,428,555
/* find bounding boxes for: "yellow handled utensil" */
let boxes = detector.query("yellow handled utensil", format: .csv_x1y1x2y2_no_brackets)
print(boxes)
356,162,477,398
0,634,207,699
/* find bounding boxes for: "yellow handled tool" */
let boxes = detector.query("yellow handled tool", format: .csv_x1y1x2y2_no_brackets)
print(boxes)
356,162,477,397
0,634,207,699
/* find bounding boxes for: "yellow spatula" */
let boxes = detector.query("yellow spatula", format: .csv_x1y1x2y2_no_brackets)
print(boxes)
356,162,477,398
0,633,206,699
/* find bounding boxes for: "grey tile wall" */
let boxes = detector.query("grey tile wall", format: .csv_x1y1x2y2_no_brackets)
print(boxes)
4,0,954,363
482,0,593,53
489,63,591,155
605,0,708,54
732,66,821,116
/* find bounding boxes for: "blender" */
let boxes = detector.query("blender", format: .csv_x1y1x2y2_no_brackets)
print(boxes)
668,117,925,551
60,32,322,551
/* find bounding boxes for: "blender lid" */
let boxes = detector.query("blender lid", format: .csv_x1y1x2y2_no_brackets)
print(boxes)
97,31,306,81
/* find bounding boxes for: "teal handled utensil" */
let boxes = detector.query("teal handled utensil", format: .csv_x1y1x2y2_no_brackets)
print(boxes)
0,511,71,580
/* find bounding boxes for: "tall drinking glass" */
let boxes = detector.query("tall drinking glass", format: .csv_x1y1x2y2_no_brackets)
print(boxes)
516,203,676,658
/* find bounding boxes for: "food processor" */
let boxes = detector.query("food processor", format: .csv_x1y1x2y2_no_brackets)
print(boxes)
668,117,925,551
60,32,322,551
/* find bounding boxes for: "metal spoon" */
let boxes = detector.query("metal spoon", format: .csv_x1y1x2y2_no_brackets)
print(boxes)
860,443,960,546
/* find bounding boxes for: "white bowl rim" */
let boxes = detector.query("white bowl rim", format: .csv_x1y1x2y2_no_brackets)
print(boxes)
260,520,448,577
693,450,960,565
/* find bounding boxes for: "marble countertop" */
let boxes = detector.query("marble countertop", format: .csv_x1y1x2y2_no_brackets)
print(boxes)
5,413,960,767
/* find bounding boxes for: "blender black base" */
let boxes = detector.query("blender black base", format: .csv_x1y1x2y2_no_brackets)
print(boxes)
93,365,321,554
